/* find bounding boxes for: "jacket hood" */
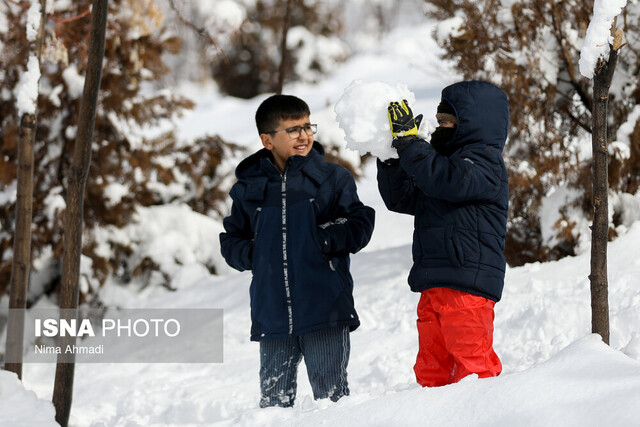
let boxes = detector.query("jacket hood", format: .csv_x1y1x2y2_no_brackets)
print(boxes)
235,140,326,179
440,81,509,153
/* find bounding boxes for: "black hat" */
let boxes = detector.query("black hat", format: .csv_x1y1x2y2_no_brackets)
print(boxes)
436,100,457,125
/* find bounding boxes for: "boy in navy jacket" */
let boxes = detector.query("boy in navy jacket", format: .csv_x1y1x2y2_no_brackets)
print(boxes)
220,94,375,407
377,81,509,387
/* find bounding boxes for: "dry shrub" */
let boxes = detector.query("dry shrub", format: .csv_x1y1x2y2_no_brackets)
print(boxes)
0,1,240,303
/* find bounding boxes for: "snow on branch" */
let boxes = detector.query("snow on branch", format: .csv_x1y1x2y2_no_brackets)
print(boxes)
26,0,41,42
15,56,40,116
579,0,627,79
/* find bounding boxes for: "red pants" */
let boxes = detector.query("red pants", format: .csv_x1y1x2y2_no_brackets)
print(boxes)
414,287,501,387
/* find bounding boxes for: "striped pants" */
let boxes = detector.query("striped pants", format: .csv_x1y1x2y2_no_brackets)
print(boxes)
259,326,350,408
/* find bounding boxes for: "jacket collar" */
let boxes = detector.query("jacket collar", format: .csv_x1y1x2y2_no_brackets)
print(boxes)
236,141,330,185
300,144,330,185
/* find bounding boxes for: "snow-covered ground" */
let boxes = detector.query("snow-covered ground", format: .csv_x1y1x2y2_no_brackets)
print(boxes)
10,209,640,426
4,16,640,427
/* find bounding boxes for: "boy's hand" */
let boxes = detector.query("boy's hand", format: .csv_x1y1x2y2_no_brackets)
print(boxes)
388,99,420,139
391,137,415,156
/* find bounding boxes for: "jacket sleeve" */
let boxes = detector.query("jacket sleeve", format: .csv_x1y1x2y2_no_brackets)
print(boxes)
317,171,375,256
219,186,253,272
398,140,503,203
376,158,418,215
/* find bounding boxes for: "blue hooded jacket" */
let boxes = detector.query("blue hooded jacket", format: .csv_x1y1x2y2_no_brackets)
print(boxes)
377,81,509,301
220,142,375,340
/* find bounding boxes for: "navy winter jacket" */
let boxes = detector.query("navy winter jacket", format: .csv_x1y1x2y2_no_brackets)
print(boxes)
220,142,375,340
377,81,509,301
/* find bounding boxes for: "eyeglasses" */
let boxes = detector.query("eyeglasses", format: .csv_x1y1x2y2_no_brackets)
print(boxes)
267,124,317,139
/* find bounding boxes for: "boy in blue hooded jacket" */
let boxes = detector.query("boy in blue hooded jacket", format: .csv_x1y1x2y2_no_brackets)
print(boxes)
377,81,509,387
220,94,375,407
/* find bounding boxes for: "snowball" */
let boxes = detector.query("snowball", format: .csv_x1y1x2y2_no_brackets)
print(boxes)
334,80,417,160
579,0,627,79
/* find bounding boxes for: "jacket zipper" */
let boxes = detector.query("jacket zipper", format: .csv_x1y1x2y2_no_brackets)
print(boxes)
281,171,293,335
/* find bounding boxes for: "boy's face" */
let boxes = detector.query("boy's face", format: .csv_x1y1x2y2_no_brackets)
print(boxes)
437,118,456,128
260,115,314,172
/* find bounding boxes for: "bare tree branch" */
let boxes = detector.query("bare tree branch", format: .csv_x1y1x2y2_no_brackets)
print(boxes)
166,0,226,62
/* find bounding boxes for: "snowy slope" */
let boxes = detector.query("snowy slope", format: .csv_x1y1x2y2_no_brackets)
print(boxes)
16,215,640,426
5,16,640,427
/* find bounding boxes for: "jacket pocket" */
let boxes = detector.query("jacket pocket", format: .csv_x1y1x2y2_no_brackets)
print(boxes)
308,198,338,271
418,226,444,258
445,226,465,268
309,199,324,252
251,207,262,269
252,207,262,238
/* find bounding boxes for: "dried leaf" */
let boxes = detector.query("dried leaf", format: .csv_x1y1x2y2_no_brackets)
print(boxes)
613,27,624,51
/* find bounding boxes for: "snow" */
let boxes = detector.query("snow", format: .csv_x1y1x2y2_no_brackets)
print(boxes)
616,104,640,146
47,0,74,13
287,26,350,83
14,55,40,116
206,0,246,32
334,80,432,161
5,9,640,427
0,181,17,205
579,0,628,79
103,182,129,207
25,0,41,42
612,192,640,233
242,336,640,426
42,188,66,227
538,185,590,253
62,65,85,100
12,219,640,426
0,371,57,426
0,8,8,34
434,16,465,43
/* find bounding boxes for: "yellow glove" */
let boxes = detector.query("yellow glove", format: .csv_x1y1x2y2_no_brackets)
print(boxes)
387,99,419,138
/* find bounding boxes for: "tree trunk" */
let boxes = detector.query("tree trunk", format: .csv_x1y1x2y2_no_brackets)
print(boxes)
52,1,108,426
4,0,47,380
276,0,292,94
589,47,617,346
4,117,36,379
